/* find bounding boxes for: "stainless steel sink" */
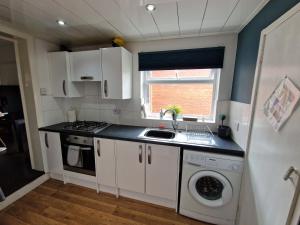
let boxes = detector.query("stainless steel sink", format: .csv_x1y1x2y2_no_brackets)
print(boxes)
144,129,176,139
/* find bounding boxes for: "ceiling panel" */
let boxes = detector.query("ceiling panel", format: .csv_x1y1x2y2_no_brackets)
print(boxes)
0,4,64,43
22,0,105,39
223,0,268,32
53,0,120,40
84,0,142,40
151,1,179,36
0,0,268,45
201,0,239,33
115,0,159,38
0,1,72,40
177,0,207,35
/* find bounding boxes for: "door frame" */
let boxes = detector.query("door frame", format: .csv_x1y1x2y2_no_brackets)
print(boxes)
0,34,36,169
245,3,300,225
0,24,44,170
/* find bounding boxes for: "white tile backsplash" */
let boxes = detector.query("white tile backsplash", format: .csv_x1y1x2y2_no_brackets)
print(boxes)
40,96,62,111
229,101,251,150
42,110,65,126
78,108,100,121
84,82,100,96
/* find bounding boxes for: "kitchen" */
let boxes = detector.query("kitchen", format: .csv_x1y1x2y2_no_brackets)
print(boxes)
0,0,300,225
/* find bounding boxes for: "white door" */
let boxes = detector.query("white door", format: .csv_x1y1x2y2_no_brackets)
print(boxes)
145,144,179,200
94,138,116,187
48,52,69,97
70,50,102,81
102,47,122,99
115,140,145,193
245,6,300,225
39,131,63,176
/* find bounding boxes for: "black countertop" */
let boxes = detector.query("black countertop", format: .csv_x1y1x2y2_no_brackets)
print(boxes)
39,123,244,157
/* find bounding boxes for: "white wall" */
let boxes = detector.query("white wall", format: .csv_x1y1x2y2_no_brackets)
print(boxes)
0,43,19,85
35,39,64,126
39,34,237,131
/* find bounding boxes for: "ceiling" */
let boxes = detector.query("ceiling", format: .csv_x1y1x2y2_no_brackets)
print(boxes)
0,0,269,46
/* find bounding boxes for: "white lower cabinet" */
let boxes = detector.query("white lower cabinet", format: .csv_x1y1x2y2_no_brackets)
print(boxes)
93,138,179,206
94,138,116,188
145,144,179,201
115,141,145,193
39,131,63,179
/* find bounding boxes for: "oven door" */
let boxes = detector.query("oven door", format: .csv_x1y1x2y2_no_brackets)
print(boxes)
62,143,96,176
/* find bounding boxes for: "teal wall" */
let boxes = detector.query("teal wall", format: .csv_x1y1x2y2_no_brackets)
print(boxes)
231,0,300,103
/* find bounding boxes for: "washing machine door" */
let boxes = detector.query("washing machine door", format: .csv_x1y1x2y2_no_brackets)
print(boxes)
188,170,233,208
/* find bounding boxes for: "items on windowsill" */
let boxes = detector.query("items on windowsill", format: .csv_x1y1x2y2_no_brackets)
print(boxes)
165,105,182,119
182,116,198,122
218,114,231,139
159,109,164,120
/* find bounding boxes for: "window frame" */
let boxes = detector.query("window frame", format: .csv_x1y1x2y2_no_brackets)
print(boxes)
141,69,220,122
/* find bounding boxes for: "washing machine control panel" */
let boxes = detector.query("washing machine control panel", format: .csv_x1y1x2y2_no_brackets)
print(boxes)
183,150,244,173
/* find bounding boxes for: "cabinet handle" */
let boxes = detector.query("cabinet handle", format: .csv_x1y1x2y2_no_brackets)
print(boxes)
62,80,66,96
104,80,108,97
138,145,143,163
97,140,100,157
45,133,49,148
147,146,152,165
81,76,94,80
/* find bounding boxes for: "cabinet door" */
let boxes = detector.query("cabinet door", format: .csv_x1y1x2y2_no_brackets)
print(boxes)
94,138,116,187
40,131,63,176
70,50,102,81
48,52,69,97
115,140,145,193
102,47,123,99
146,144,179,200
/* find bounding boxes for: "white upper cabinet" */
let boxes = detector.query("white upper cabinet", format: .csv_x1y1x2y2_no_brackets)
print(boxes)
48,51,82,97
70,50,102,81
101,47,132,99
145,144,179,201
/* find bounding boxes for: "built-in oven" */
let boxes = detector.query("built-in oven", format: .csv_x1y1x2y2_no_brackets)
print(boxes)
60,134,95,176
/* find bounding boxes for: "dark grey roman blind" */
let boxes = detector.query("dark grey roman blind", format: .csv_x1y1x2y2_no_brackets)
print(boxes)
138,47,225,71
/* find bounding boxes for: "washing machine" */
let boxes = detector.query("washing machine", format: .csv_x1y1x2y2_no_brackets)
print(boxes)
179,150,244,225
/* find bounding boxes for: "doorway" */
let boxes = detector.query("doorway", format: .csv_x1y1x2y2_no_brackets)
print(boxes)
0,37,43,200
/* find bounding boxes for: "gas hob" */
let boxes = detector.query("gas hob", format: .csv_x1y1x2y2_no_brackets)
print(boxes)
62,121,111,134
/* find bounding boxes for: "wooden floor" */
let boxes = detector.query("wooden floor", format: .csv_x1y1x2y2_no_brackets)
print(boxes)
0,179,210,225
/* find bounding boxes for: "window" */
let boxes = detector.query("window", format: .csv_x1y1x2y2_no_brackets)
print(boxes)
142,69,220,121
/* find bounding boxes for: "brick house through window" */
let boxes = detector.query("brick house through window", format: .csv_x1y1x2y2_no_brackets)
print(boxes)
142,69,220,121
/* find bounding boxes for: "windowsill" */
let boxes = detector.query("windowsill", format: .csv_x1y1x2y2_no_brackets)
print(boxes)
141,116,215,124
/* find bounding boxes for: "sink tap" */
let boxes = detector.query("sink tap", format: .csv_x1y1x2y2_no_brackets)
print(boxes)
162,109,179,131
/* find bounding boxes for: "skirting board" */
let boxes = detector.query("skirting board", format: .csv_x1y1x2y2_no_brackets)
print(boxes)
98,184,176,209
63,170,97,190
0,174,50,210
179,208,235,225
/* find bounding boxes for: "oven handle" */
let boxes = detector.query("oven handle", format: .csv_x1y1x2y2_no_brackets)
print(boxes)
64,144,92,151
